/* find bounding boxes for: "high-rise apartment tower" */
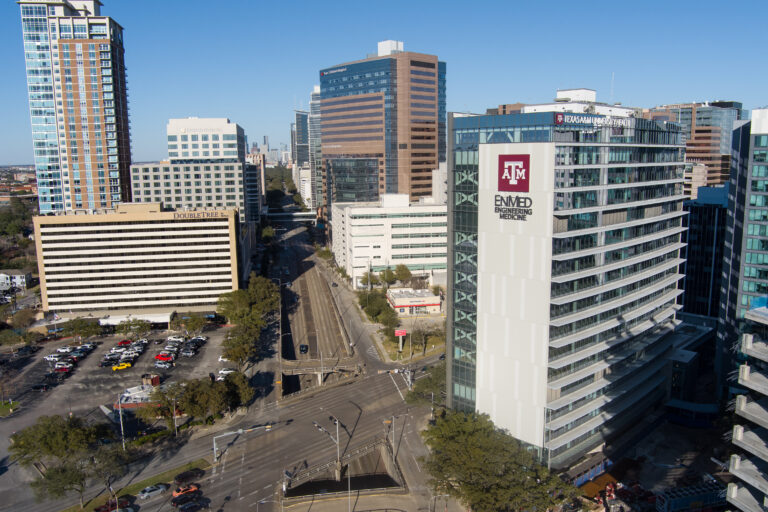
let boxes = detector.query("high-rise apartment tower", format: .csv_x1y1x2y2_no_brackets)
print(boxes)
19,0,131,212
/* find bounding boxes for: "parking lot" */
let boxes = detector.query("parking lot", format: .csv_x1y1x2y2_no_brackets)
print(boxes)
7,324,234,419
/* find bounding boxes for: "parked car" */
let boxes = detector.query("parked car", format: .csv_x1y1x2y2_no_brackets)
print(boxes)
44,354,62,362
172,483,200,497
155,353,174,362
167,335,185,343
174,468,205,485
218,355,229,362
180,349,196,358
171,492,201,508
56,346,73,353
135,338,149,345
94,497,131,512
54,361,73,369
218,368,236,376
54,366,71,374
117,339,132,346
112,362,131,371
31,384,50,392
110,346,127,353
155,360,173,369
299,344,309,354
80,343,96,351
178,501,203,512
138,483,169,499
189,336,207,342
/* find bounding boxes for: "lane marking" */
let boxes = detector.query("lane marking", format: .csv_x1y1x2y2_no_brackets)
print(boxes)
389,372,405,401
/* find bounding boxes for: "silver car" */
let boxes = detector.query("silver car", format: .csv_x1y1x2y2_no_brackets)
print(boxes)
138,483,169,499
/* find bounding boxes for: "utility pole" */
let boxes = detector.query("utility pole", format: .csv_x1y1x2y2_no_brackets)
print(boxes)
118,393,125,451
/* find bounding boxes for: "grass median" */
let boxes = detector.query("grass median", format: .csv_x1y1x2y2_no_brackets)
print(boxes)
0,400,19,417
60,457,211,512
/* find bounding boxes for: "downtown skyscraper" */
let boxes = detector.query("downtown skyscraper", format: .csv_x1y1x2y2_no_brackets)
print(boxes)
19,0,131,213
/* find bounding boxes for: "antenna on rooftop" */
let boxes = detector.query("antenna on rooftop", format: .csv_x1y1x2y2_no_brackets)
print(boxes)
610,72,615,105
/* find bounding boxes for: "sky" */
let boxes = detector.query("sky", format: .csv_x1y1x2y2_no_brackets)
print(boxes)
1,0,767,165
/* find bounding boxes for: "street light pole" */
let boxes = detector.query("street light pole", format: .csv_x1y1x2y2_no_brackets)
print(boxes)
117,392,125,451
172,396,178,437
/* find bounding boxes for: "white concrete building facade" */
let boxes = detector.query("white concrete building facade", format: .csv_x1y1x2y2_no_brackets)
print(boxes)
448,97,687,472
166,117,246,163
331,194,447,288
33,203,238,315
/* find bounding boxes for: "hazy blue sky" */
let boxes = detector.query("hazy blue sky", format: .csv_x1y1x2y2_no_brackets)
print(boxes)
1,0,767,164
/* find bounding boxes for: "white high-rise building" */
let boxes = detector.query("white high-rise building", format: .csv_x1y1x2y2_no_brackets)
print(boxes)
167,117,246,163
447,91,688,475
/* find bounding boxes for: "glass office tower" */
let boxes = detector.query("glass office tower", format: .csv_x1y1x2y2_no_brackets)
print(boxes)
319,41,446,204
19,0,131,212
447,110,686,471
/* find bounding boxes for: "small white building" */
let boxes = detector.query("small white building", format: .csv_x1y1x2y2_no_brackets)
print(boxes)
386,287,441,316
331,194,447,288
0,270,32,291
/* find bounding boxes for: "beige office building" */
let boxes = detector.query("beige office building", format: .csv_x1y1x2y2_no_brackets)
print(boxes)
33,203,238,316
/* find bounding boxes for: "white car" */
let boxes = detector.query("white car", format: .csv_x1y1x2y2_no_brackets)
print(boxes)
167,335,185,343
189,336,208,342
218,368,236,376
56,346,73,353
136,338,149,345
44,354,62,362
55,361,73,369
121,350,140,358
218,355,229,362
110,346,127,353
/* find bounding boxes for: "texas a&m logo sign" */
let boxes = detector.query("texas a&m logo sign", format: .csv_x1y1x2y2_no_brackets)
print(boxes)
494,154,533,221
498,154,530,193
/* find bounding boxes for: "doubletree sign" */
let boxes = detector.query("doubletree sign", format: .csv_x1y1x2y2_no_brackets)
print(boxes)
494,154,533,221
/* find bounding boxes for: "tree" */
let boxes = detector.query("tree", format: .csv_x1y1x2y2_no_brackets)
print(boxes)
11,308,36,329
180,378,228,421
90,445,130,505
224,371,255,408
360,272,379,287
0,329,21,346
406,361,445,407
136,383,184,431
115,319,151,340
261,226,275,241
422,411,576,512
394,264,412,282
171,313,206,335
30,461,89,509
217,289,252,325
9,415,105,468
60,318,102,340
247,273,279,317
222,325,257,371
379,268,396,287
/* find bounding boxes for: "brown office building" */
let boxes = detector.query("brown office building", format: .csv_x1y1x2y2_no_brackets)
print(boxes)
645,101,745,198
319,40,446,206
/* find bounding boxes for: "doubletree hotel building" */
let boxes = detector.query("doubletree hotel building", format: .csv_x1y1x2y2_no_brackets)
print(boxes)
447,106,687,472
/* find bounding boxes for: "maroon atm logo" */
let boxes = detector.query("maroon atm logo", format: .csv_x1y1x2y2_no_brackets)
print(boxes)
498,154,530,193
554,113,565,125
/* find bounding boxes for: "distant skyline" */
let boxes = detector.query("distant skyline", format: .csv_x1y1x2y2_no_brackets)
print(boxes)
2,0,767,164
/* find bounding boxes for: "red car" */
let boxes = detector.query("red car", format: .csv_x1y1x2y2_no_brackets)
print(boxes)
54,366,71,373
155,353,174,361
117,339,132,346
94,497,131,512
